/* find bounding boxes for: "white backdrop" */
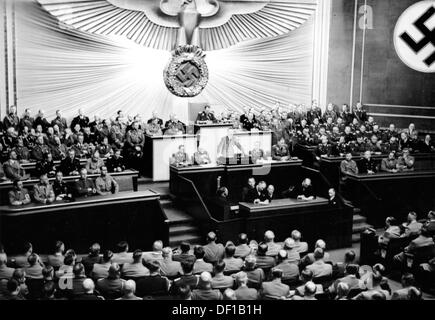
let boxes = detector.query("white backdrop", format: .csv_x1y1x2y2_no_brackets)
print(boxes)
14,0,315,122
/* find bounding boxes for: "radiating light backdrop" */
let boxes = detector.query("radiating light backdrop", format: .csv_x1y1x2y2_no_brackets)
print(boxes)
15,0,315,121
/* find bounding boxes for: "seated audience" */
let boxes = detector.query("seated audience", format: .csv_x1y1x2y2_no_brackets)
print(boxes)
82,243,101,277
8,179,31,206
46,240,65,269
159,247,183,278
25,253,44,279
13,242,33,268
172,261,199,294
275,250,300,284
260,268,290,300
211,261,234,290
397,148,415,171
291,230,308,254
170,144,191,166
192,246,213,275
234,271,258,300
73,168,96,197
52,171,72,201
117,279,142,300
353,270,389,300
60,149,81,176
143,240,164,263
95,166,119,195
242,255,265,289
360,151,377,174
378,217,401,245
92,250,113,280
255,243,276,273
305,248,333,278
340,152,359,178
401,212,423,238
0,253,14,280
272,137,290,161
203,231,225,264
380,151,399,173
33,173,55,204
135,260,170,297
96,263,125,300
391,273,422,300
328,264,364,294
234,233,252,259
301,239,330,266
264,230,282,257
112,241,132,265
3,150,29,180
121,249,149,279
191,272,223,300
106,149,126,172
222,244,244,273
74,278,104,300
86,151,104,174
173,242,196,265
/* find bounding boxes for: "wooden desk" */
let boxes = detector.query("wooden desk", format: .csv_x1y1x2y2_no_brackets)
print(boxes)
144,134,198,181
0,170,139,205
344,171,435,227
170,160,303,201
320,152,435,189
235,197,352,249
223,160,303,202
0,190,169,254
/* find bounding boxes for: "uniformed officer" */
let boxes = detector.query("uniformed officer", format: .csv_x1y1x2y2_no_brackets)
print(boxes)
170,145,191,166
194,147,211,165
272,138,290,161
196,105,216,123
164,114,186,135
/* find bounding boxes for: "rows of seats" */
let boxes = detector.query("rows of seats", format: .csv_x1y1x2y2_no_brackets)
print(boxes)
0,226,430,300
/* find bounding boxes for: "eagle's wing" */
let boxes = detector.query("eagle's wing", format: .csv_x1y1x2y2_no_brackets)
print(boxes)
37,0,179,50
199,0,317,51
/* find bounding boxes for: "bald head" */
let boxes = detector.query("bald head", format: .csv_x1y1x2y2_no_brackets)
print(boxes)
82,278,95,293
315,239,326,250
264,230,275,242
153,240,163,252
124,280,136,295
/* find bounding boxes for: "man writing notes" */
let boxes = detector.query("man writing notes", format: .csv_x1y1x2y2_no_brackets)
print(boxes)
284,178,316,201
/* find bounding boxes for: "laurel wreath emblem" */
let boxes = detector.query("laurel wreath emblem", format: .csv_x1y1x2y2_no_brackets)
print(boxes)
163,45,209,97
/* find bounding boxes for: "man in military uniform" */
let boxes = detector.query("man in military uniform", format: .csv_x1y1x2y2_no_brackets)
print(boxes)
193,147,211,165
51,110,68,133
196,105,216,123
8,179,31,206
170,145,191,166
164,114,186,135
272,138,290,161
315,136,334,161
3,105,20,131
350,135,367,155
95,166,119,196
19,108,35,133
340,152,359,177
33,173,56,204
397,148,415,172
70,109,89,130
31,136,51,162
323,103,338,123
381,152,399,173
146,118,163,136
353,102,368,123
340,104,354,126
107,149,126,172
3,150,30,181
241,112,259,131
147,111,164,127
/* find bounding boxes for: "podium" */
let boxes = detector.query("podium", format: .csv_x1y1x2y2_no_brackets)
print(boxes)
195,123,234,163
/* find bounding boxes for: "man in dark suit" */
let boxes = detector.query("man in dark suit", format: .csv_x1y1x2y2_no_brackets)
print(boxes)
19,109,34,132
60,149,81,176
247,181,268,204
196,105,216,123
203,232,225,264
73,168,96,197
3,105,19,131
328,188,343,208
360,151,377,174
284,178,316,201
70,109,89,129
146,111,164,127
